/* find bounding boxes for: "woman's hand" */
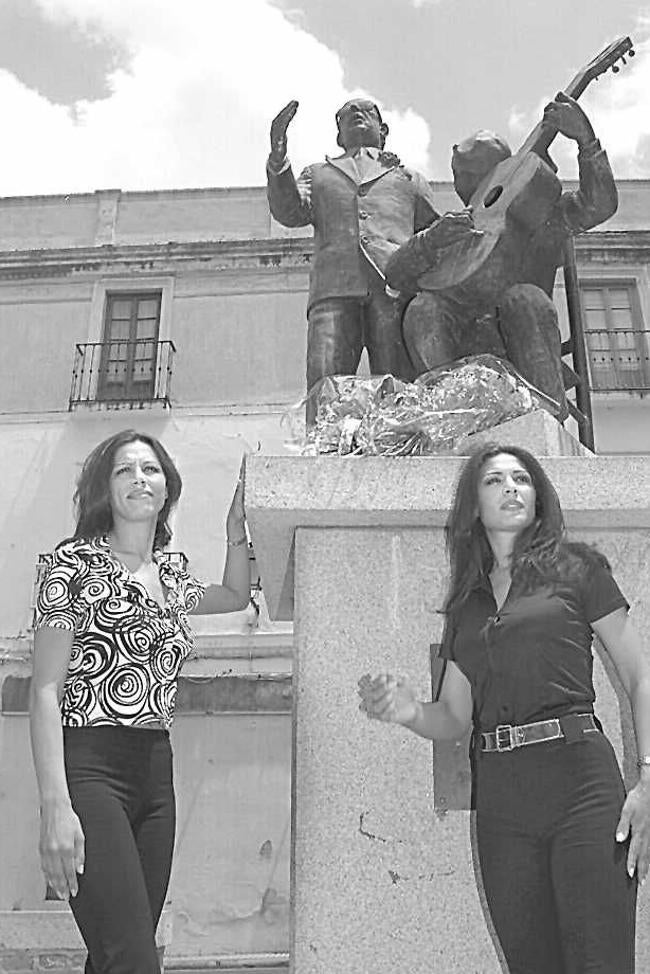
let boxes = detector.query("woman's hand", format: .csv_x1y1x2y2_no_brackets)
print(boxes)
358,672,421,727
39,798,85,900
616,777,650,884
226,467,246,540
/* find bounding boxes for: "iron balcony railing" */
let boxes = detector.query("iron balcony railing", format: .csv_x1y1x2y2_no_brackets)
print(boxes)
585,328,650,392
69,339,176,409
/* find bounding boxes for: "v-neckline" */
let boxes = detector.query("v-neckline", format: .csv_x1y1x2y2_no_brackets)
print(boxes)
488,573,512,613
98,536,171,612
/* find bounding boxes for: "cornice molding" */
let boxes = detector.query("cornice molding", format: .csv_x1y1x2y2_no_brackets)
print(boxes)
0,230,647,281
0,237,314,280
574,230,650,262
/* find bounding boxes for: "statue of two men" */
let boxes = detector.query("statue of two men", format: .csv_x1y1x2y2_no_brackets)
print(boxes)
267,93,618,423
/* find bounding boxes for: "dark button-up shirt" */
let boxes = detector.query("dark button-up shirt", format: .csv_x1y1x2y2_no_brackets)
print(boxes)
439,558,628,732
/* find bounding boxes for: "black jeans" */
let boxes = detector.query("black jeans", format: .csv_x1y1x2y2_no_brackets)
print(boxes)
475,729,637,974
63,726,176,974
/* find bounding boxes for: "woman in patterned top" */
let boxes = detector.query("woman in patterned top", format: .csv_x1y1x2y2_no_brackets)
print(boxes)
29,429,251,974
360,444,650,974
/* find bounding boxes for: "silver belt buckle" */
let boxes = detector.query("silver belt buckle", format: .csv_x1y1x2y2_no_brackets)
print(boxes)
495,724,516,751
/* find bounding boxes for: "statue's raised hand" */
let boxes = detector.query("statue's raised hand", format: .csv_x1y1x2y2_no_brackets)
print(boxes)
270,100,299,167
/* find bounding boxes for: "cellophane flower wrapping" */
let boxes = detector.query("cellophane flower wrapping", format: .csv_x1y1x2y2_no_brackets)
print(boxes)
282,355,558,456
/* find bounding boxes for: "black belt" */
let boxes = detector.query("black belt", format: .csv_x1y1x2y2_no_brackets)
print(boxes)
480,713,598,753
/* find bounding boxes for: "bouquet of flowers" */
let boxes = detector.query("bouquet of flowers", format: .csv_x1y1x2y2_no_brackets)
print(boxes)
282,355,558,456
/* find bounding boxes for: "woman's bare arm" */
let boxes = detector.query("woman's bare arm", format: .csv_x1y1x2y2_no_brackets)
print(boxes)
29,627,85,900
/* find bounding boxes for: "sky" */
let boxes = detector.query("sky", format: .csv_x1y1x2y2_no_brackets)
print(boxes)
0,0,648,196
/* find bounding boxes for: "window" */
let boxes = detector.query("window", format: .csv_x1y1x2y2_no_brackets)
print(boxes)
98,292,162,402
581,283,650,391
70,288,175,409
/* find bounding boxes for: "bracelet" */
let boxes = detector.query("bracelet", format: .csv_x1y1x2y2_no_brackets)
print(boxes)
226,535,248,548
636,755,650,769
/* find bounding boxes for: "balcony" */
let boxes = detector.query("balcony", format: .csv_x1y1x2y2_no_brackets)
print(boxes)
69,339,175,409
586,328,650,393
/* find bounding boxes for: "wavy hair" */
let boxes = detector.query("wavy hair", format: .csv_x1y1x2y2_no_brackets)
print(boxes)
443,443,567,614
73,430,182,550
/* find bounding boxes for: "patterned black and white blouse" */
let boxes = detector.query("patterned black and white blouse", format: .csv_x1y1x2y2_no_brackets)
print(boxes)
34,536,206,729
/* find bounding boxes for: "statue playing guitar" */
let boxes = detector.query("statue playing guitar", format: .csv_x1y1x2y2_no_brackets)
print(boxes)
385,38,633,421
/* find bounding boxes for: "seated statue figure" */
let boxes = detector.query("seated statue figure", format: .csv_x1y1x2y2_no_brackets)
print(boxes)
385,93,618,421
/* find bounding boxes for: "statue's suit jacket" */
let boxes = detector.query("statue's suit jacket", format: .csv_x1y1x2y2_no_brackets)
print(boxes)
267,150,439,312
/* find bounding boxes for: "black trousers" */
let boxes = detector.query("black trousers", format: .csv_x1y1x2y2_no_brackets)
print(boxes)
475,730,637,974
63,726,176,974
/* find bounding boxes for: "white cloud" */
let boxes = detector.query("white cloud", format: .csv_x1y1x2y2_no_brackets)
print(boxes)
0,0,432,195
505,23,650,180
586,27,650,177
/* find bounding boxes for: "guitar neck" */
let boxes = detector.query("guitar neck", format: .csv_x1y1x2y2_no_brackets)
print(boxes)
516,37,632,160
520,71,593,160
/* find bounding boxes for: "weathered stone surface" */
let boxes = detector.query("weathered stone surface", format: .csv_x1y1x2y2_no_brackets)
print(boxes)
0,908,172,949
247,446,650,972
464,406,591,455
246,427,650,622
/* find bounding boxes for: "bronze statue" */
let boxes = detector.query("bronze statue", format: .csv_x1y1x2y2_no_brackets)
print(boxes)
385,93,618,421
266,98,439,422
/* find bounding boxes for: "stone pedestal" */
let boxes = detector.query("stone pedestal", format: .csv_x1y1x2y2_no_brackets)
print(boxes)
0,908,172,974
246,425,650,973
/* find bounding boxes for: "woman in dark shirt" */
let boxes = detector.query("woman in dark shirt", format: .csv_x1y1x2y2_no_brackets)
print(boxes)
29,429,251,974
361,443,650,974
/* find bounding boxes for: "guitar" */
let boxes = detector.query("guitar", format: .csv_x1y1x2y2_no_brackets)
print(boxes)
418,36,634,296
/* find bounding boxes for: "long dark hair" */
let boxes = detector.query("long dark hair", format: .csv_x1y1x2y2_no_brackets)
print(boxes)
443,443,566,614
73,430,182,550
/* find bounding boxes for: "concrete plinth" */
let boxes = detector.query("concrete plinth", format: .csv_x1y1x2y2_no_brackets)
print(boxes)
0,907,172,974
464,406,592,456
246,444,650,973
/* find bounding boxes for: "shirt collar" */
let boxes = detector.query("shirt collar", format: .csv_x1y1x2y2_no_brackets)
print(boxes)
96,534,163,566
345,145,380,160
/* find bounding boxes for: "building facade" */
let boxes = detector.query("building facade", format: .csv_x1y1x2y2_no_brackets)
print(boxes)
0,180,648,969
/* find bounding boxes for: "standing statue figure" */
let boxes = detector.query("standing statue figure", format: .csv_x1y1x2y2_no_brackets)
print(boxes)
266,98,439,421
385,94,618,421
